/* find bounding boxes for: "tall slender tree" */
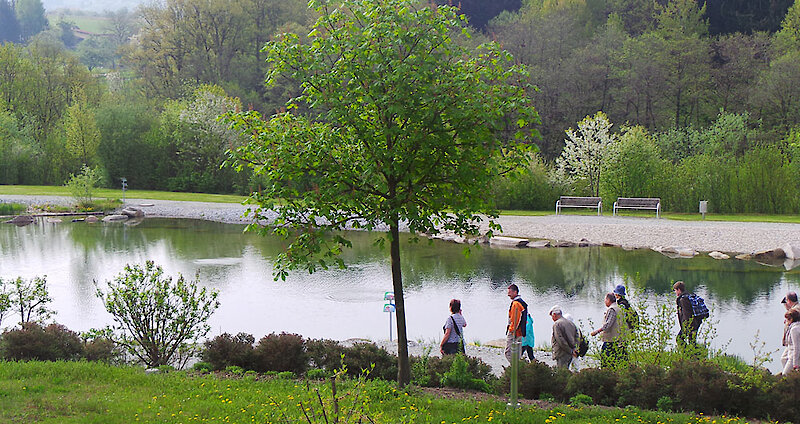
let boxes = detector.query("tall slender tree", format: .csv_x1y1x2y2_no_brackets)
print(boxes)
226,0,538,386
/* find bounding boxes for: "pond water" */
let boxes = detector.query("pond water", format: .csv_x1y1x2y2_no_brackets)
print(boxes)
1,218,798,371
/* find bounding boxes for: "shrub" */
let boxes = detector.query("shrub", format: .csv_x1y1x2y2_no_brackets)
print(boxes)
253,332,307,374
339,342,396,381
614,364,669,409
277,371,295,379
666,359,736,414
306,338,345,370
569,393,593,406
0,322,83,361
415,354,493,387
770,370,800,422
83,337,117,363
441,355,491,393
491,152,562,211
96,261,220,368
193,361,213,373
498,361,569,401
0,202,25,216
65,165,103,208
224,365,245,376
306,368,330,380
202,332,255,371
656,396,674,412
566,367,618,406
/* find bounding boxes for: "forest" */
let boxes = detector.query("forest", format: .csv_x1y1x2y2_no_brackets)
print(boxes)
1,0,800,213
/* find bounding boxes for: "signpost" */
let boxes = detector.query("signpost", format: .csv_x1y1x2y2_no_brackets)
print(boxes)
384,291,395,341
121,177,128,203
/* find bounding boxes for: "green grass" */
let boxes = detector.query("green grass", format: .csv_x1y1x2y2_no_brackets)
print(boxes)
0,185,246,204
47,14,110,34
0,361,756,424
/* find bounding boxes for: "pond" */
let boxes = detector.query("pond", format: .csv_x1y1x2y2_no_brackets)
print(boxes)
1,218,798,371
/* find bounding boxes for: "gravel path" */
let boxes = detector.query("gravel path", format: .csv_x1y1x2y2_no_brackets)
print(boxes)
3,194,800,254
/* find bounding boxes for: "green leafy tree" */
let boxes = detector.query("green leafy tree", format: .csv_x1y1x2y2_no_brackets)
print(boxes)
64,88,101,166
15,0,48,41
96,261,220,368
226,0,538,386
3,276,54,325
556,111,616,197
65,165,102,207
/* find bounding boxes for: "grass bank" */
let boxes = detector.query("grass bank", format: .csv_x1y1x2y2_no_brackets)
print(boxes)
0,361,757,424
0,185,246,204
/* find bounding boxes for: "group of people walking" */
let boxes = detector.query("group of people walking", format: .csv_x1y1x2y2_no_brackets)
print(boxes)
440,281,714,370
441,282,800,375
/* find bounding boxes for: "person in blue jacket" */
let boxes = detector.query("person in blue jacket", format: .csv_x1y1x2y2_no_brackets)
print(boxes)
521,314,536,361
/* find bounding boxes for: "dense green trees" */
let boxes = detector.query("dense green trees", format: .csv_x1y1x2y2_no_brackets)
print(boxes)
0,0,20,42
15,0,47,41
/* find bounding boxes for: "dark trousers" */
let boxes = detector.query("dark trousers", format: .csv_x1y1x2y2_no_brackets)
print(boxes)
677,318,703,350
522,345,535,361
600,342,624,368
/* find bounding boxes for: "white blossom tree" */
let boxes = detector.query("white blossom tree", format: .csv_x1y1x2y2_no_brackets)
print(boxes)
556,111,617,196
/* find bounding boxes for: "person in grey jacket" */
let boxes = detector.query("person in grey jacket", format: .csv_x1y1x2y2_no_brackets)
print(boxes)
782,310,800,375
549,305,578,368
591,293,623,368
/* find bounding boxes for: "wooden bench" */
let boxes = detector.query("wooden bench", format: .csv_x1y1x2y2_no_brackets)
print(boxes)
613,197,661,218
555,196,602,216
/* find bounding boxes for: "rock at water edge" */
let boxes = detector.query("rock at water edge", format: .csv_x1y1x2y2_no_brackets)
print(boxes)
489,236,530,248
784,243,800,260
708,251,730,260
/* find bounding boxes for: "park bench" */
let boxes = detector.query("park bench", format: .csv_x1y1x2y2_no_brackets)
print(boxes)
555,196,602,216
613,197,661,218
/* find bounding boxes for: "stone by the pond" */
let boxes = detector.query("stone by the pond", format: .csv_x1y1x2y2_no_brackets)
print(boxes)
785,259,800,271
121,207,144,218
676,248,698,257
603,242,621,248
553,241,576,248
103,214,129,222
708,251,730,260
784,243,800,260
431,233,467,244
528,240,551,248
85,215,100,223
753,248,786,262
5,215,34,225
735,253,753,260
489,236,529,248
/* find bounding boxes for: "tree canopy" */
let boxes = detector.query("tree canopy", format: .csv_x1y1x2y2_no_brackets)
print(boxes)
227,0,538,386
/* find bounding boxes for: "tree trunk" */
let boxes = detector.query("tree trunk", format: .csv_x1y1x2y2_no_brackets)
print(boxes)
389,217,410,386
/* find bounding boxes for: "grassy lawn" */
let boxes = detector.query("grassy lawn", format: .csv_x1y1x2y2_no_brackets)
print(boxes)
0,185,246,204
0,361,756,424
47,14,111,34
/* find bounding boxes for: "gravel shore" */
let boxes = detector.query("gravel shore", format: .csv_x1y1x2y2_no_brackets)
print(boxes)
4,194,799,255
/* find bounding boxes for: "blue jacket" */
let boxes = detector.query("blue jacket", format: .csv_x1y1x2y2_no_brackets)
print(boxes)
522,315,535,347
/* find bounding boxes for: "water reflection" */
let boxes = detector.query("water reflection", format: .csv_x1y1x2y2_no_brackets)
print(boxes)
0,218,795,371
